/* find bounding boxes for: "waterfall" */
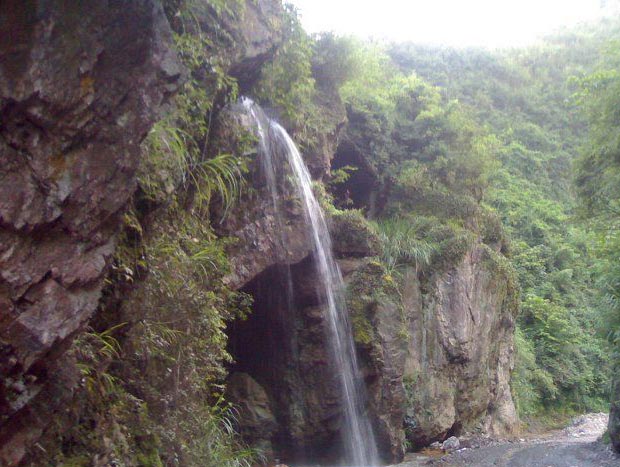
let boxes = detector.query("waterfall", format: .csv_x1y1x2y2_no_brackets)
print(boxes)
242,98,378,467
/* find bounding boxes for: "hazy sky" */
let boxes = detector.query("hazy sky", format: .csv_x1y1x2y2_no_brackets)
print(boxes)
289,0,615,48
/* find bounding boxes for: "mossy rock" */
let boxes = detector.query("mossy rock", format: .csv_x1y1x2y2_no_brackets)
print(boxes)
331,209,381,257
346,260,402,345
427,228,477,274
480,244,520,317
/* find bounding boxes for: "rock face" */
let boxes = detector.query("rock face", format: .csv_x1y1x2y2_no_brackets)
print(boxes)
401,246,518,448
0,1,181,464
212,105,315,289
342,259,408,462
609,376,620,452
228,253,400,465
303,86,348,181
217,100,408,464
341,244,518,458
226,372,279,457
227,0,286,87
180,0,284,90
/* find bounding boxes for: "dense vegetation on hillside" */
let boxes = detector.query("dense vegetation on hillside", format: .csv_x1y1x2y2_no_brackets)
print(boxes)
575,39,620,448
385,24,620,420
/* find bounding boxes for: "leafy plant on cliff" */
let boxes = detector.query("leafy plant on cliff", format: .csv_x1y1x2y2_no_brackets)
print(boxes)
50,1,260,465
253,4,316,135
75,324,125,400
376,217,437,275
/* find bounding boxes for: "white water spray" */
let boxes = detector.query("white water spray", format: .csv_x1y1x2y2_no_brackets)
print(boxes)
242,98,378,466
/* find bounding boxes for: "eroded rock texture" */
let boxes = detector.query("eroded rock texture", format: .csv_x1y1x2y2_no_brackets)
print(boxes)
401,246,519,448
212,106,313,289
0,1,181,464
218,99,391,464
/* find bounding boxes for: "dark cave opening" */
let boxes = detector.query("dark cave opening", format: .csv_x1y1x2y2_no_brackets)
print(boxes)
226,257,346,465
332,139,388,218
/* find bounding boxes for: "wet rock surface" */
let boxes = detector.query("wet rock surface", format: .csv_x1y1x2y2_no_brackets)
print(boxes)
0,1,181,464
214,104,313,289
226,372,279,457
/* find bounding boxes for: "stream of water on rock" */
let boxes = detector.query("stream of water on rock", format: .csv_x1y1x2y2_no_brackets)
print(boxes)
243,98,379,467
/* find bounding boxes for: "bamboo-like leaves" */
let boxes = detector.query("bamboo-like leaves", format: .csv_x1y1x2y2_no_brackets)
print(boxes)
191,153,245,219
377,217,437,274
143,120,245,220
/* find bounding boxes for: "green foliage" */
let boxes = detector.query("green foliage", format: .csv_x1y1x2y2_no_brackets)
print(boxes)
330,22,619,422
140,103,247,221
141,0,250,221
575,46,620,216
253,4,316,132
575,40,620,424
170,398,259,467
312,33,360,89
333,41,499,218
52,2,259,465
328,165,358,187
375,217,437,274
75,324,126,400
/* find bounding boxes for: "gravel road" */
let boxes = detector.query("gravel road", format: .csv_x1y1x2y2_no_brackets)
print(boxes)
390,413,620,467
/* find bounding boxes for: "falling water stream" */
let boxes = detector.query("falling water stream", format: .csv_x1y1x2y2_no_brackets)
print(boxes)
242,98,379,467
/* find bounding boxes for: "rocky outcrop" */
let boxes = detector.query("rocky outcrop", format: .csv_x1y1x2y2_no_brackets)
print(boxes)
0,1,181,464
226,372,279,457
212,105,314,289
228,255,400,465
304,86,347,181
341,259,408,462
227,0,286,87
400,245,518,448
609,375,620,452
339,241,518,458
216,87,347,288
219,101,400,464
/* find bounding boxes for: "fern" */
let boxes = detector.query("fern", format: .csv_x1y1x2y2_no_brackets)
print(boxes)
178,396,262,467
75,323,127,398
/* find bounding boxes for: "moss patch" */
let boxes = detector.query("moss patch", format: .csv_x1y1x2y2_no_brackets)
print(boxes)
331,208,381,257
346,260,403,345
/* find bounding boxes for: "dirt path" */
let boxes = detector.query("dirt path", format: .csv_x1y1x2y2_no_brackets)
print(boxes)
391,413,620,467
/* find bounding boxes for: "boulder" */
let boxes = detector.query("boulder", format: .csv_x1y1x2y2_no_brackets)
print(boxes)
226,372,278,457
441,436,460,452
